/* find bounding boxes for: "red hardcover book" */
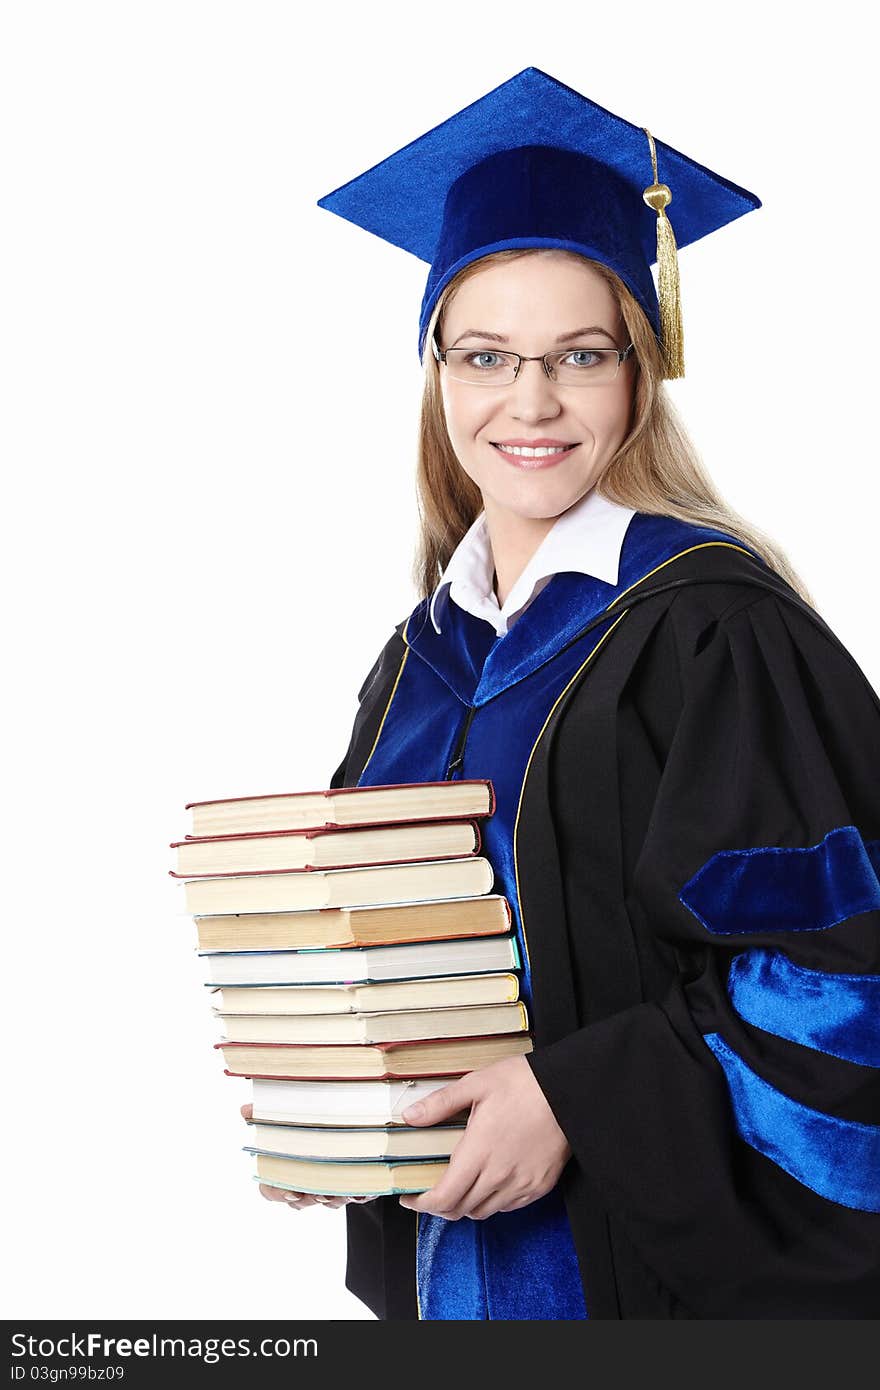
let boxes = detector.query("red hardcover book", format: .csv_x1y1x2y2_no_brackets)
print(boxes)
168,818,482,878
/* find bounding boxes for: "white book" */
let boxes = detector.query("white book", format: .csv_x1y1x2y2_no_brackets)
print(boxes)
250,1075,464,1127
201,931,521,985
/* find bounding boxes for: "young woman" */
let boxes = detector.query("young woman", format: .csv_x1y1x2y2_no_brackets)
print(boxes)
251,70,880,1319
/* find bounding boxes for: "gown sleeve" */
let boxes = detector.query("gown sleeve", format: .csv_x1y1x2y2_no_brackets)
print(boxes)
525,588,880,1317
327,629,405,790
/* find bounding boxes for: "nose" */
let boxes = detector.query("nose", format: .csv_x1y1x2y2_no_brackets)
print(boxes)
508,357,564,421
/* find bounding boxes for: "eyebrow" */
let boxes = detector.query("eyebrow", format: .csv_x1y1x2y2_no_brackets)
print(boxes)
449,325,618,347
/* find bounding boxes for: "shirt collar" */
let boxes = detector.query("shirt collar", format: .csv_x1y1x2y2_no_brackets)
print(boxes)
429,486,637,635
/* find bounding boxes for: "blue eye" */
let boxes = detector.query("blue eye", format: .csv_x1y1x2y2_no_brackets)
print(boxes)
563,350,603,369
465,352,504,369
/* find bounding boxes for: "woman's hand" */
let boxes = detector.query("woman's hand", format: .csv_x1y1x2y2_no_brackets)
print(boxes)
397,1055,571,1221
240,1103,376,1209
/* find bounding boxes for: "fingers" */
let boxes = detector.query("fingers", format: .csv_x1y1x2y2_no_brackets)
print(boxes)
259,1183,319,1209
400,1149,482,1217
257,1183,376,1209
463,1180,516,1221
312,1193,377,1207
247,1111,375,1208
400,1072,477,1126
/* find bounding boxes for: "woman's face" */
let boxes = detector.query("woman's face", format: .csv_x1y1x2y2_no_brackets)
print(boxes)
438,254,635,524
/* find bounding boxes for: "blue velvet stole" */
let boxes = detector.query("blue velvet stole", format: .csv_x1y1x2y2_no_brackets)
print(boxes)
679,824,880,936
400,512,760,707
681,820,880,1210
702,1033,880,1212
727,948,880,1067
356,511,756,1320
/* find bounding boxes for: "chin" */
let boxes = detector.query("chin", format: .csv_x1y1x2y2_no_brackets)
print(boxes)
490,472,599,513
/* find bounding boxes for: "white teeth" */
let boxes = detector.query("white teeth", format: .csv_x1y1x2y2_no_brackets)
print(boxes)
495,444,572,457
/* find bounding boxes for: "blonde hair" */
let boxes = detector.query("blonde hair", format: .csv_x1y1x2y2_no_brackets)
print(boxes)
411,248,815,607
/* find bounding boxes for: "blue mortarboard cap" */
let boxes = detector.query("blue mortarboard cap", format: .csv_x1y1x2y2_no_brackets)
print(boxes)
317,67,761,378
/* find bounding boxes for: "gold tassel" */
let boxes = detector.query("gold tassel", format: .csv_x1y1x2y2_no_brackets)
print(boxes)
641,128,685,379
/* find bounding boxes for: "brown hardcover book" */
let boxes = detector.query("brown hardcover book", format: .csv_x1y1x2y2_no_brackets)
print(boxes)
186,780,495,837
194,891,510,951
216,1000,528,1045
218,1031,534,1080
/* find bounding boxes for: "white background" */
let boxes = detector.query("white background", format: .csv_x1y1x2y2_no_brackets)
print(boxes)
3,0,878,1320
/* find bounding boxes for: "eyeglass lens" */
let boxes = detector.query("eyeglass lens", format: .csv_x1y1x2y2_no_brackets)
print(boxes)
443,347,623,386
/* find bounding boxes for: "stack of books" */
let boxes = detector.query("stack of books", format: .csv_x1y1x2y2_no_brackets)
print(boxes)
170,779,532,1199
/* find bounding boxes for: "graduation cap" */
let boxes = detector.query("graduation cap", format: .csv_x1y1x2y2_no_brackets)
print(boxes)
316,67,761,379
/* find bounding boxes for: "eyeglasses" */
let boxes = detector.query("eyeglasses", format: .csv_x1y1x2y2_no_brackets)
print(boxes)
432,338,635,387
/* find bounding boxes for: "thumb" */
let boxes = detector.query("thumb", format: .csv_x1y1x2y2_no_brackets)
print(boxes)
401,1075,474,1125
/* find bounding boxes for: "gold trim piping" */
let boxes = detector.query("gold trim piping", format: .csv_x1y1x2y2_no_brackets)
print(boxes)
611,540,753,603
358,617,412,783
416,1211,422,1318
512,610,629,978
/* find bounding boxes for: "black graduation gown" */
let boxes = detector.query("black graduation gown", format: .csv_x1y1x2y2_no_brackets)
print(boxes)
329,533,880,1320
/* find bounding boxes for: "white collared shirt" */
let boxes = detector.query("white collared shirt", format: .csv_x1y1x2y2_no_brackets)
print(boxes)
429,486,637,637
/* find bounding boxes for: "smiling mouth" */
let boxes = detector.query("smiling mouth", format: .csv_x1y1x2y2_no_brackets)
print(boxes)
490,442,578,457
